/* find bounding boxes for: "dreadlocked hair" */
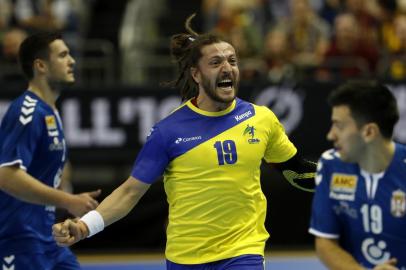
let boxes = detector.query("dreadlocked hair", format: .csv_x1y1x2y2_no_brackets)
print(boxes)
167,13,224,101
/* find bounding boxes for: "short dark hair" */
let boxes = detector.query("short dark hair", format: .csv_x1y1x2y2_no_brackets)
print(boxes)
166,14,232,101
328,80,399,138
18,32,62,80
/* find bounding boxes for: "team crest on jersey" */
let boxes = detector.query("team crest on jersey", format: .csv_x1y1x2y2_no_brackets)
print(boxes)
243,124,260,144
329,174,358,201
391,189,406,217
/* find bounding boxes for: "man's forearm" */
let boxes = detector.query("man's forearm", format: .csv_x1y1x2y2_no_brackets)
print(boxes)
316,237,365,270
0,166,74,208
96,176,150,227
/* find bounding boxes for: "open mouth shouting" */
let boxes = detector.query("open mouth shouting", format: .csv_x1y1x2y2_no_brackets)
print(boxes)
216,77,234,92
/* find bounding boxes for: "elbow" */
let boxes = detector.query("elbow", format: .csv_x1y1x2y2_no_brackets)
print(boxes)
122,177,150,202
0,166,21,192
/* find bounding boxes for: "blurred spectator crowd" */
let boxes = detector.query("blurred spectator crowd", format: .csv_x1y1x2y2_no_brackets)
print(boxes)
2,0,406,87
203,0,406,83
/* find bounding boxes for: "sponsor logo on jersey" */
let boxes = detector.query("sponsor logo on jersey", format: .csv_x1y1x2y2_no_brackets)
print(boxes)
175,136,202,144
391,189,406,217
45,205,56,212
243,124,260,144
332,201,358,218
329,174,358,201
45,115,60,137
234,110,252,122
361,238,391,265
45,115,57,130
49,137,64,151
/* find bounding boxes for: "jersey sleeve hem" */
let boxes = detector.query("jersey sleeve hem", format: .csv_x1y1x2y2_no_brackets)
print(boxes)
130,173,155,184
0,160,27,171
308,228,339,239
264,147,297,163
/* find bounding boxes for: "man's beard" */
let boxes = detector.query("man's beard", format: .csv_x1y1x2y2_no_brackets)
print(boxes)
49,76,75,87
200,73,238,104
48,78,74,96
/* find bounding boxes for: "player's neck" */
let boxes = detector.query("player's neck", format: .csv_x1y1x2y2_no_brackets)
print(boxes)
28,79,58,109
359,140,395,173
195,94,233,112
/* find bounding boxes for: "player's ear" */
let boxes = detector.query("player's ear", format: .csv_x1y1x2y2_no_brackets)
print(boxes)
362,122,379,142
33,59,48,74
190,67,200,84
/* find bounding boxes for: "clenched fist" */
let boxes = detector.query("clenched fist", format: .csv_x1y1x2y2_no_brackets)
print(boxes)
52,218,89,247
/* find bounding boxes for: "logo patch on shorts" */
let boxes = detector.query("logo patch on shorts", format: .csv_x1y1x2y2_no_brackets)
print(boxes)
329,174,358,201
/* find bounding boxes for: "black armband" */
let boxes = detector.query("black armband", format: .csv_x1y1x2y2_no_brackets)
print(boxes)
273,153,317,192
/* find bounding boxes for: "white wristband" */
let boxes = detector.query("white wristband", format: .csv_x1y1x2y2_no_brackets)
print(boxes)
80,210,105,238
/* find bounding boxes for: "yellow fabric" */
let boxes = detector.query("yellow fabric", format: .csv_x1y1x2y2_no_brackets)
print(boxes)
163,102,297,264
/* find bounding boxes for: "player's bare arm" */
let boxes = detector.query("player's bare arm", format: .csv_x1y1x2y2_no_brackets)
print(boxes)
0,165,100,216
53,176,150,246
372,258,399,270
315,237,366,270
96,176,150,226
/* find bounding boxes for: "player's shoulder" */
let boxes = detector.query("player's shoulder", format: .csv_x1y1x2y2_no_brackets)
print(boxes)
248,100,270,113
318,148,344,166
5,91,48,126
394,143,406,165
243,99,278,121
316,149,344,185
396,143,406,157
153,101,188,130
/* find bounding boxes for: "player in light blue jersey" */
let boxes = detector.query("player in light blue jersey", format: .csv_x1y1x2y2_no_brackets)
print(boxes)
309,81,406,270
0,32,100,270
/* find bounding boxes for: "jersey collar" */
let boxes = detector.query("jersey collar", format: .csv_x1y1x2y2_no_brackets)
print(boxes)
185,99,237,117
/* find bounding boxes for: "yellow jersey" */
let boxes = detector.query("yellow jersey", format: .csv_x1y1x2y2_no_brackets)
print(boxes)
132,98,297,264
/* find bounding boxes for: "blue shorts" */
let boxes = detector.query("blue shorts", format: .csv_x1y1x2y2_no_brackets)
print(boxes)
1,247,80,270
166,254,264,270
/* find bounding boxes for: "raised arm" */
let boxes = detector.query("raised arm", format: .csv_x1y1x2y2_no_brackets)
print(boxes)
94,176,150,226
53,176,150,246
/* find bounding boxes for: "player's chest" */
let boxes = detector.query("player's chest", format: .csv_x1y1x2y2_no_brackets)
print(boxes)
40,114,66,157
168,120,269,167
329,172,406,229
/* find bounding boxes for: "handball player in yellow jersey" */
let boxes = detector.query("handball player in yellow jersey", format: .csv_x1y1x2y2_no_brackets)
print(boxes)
53,15,316,270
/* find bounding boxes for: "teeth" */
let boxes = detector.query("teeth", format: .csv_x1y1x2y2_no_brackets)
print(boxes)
219,79,232,83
